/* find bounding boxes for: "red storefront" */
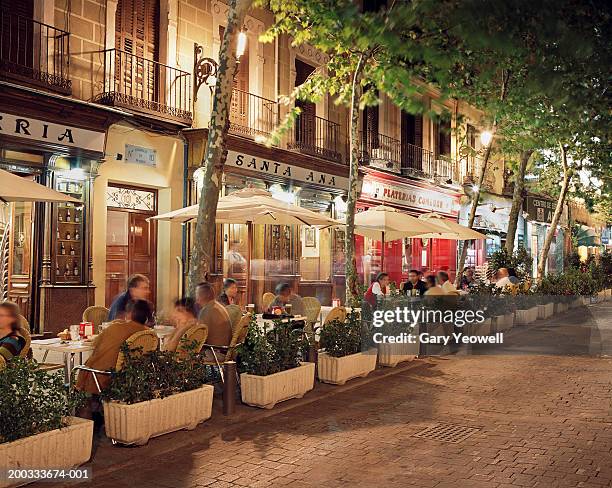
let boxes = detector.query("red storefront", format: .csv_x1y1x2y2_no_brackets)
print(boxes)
356,169,462,287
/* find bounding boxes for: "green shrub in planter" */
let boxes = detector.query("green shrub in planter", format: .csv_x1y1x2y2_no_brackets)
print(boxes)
319,310,362,358
237,318,309,376
0,358,85,443
101,341,211,404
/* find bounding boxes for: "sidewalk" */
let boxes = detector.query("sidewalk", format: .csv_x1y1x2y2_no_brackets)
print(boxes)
43,302,612,488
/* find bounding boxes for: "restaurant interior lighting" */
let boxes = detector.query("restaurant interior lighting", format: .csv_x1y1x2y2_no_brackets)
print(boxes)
334,194,348,213
270,184,296,204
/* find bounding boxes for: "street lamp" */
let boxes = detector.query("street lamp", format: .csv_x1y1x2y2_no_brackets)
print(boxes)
480,130,493,147
193,30,248,102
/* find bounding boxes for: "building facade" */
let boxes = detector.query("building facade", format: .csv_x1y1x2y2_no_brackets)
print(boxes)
0,0,511,330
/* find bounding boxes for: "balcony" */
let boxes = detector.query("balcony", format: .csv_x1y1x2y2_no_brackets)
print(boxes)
358,132,402,173
463,156,495,190
288,114,343,163
402,143,459,184
0,9,71,94
95,49,192,125
229,88,278,138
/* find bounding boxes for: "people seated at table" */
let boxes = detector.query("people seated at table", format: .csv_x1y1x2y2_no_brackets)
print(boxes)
437,271,457,294
424,275,445,296
76,300,151,395
268,283,305,316
108,274,154,324
364,272,390,307
402,270,427,296
165,297,199,352
217,278,238,306
460,267,476,289
0,301,26,362
195,282,232,349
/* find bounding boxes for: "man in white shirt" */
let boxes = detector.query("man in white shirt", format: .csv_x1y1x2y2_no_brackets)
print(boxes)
437,271,457,294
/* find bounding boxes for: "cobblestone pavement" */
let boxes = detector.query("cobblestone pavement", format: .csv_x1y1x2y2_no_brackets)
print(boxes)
73,303,612,488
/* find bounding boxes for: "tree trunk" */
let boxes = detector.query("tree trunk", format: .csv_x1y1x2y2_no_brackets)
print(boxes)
505,149,533,252
188,0,252,295
537,144,571,280
345,55,366,306
454,139,494,287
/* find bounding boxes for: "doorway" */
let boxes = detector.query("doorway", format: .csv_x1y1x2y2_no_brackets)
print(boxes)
105,186,157,307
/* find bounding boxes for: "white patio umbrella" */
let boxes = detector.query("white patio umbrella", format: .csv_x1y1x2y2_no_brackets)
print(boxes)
417,212,487,240
150,187,343,301
150,187,340,226
353,205,446,268
0,168,80,203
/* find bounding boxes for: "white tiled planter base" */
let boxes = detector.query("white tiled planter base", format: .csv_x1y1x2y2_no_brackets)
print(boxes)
103,385,214,446
240,362,315,409
318,351,378,385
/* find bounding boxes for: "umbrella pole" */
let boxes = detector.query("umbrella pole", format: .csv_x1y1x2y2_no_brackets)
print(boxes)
381,232,385,272
246,221,253,305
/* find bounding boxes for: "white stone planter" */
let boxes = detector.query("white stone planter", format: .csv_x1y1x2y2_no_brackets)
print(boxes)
240,362,315,409
582,296,592,306
318,350,378,385
537,303,554,320
515,307,538,326
606,289,611,301
597,290,606,302
0,417,93,488
377,342,418,367
476,318,492,336
103,385,214,446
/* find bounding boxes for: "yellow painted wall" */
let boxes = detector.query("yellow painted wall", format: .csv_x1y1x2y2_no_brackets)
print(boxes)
92,123,185,314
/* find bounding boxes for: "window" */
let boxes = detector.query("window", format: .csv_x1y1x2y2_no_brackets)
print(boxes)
295,59,316,147
434,119,451,157
401,111,424,169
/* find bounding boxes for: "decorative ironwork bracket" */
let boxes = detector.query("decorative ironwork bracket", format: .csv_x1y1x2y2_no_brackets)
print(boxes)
193,43,219,102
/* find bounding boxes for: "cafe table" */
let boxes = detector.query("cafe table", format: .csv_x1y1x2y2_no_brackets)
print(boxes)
31,339,95,384
255,314,308,329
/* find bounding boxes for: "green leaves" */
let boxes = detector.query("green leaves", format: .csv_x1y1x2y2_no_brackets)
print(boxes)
101,343,211,404
0,358,85,443
237,317,309,376
318,310,362,358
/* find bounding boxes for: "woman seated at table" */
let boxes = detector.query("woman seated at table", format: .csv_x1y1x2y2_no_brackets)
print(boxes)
364,272,390,307
0,301,26,362
76,300,151,396
165,298,199,352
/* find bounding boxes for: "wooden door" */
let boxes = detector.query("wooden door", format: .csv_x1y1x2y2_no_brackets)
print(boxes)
129,212,156,300
6,200,35,318
0,0,34,69
105,208,157,307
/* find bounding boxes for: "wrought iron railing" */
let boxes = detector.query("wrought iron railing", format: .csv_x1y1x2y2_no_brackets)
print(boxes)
402,142,460,184
288,114,342,163
96,49,192,124
358,131,402,173
0,9,71,93
229,88,278,138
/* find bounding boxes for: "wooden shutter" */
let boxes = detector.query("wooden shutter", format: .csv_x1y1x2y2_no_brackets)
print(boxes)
1,0,34,68
115,0,159,101
437,119,451,156
363,90,379,150
401,111,423,169
219,26,250,130
295,59,316,146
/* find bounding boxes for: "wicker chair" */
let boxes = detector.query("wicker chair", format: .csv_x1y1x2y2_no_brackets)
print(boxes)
323,306,347,325
82,306,110,331
17,314,30,333
176,324,208,357
225,304,243,333
262,292,276,311
73,329,159,393
18,326,31,359
302,296,321,332
0,355,5,371
202,314,251,382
